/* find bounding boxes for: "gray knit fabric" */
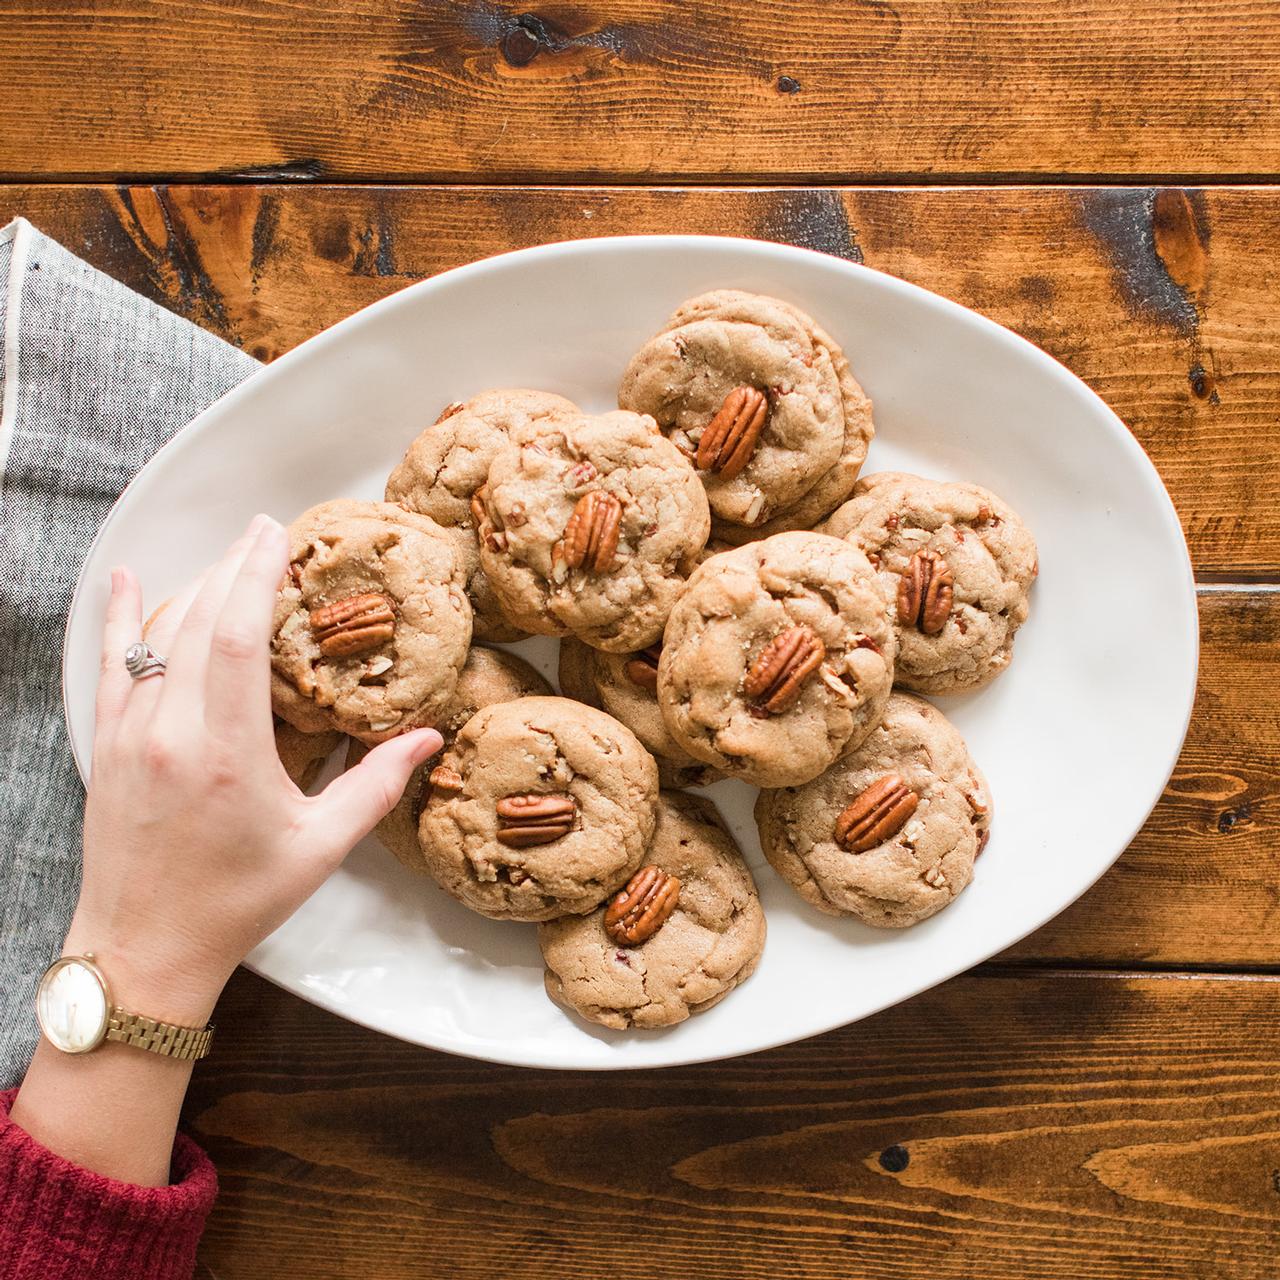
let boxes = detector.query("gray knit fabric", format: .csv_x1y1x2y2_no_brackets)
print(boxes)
0,218,258,1086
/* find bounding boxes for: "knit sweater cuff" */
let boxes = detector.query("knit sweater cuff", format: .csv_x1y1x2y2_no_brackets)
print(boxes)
0,1087,216,1280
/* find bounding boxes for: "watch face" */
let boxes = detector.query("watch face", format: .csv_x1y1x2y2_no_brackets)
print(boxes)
37,957,109,1053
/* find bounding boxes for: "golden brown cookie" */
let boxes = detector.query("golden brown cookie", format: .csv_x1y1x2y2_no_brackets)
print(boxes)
821,472,1038,694
477,409,710,651
658,532,896,788
418,696,659,922
755,692,991,927
540,791,766,1029
271,499,471,743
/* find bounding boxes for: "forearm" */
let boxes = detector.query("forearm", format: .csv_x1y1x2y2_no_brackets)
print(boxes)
12,1038,195,1188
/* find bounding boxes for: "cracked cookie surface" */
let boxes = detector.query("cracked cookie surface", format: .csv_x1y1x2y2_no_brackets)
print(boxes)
558,638,722,789
418,696,659,922
385,389,579,642
539,791,766,1029
477,409,710,652
618,289,872,534
657,531,896,788
821,472,1038,694
350,646,553,875
755,692,991,927
271,499,471,743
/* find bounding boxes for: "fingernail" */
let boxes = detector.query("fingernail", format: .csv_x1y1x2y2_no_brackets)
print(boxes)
408,730,444,764
109,567,123,594
247,513,269,537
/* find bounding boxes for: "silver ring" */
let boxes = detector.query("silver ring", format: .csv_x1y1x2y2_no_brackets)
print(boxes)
124,641,167,680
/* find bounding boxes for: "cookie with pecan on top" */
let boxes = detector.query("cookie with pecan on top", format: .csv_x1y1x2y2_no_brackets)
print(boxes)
540,791,766,1029
755,692,991,927
657,531,896,789
418,696,659,922
821,472,1038,694
618,289,873,536
476,409,710,652
271,499,471,743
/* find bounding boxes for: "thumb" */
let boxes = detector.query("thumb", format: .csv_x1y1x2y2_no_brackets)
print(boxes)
306,728,443,857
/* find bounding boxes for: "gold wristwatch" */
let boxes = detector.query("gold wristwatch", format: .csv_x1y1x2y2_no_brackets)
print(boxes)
35,954,214,1061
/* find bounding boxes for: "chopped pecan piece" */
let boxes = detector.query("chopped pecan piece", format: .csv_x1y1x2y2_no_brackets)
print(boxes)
697,386,769,479
835,775,919,852
623,643,663,692
897,550,954,636
495,792,576,847
309,592,396,658
604,865,681,946
743,626,826,715
428,765,464,796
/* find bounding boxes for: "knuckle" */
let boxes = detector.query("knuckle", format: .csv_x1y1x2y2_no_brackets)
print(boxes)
141,733,181,776
212,624,259,663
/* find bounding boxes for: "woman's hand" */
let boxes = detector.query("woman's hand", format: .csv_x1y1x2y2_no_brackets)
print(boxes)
14,514,440,1187
65,514,443,1024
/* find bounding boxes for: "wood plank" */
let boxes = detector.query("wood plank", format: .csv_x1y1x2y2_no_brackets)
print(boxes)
4,2,1280,181
0,183,1276,574
186,968,1280,1280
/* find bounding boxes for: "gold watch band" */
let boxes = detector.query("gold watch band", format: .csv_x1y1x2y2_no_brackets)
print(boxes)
105,1008,214,1060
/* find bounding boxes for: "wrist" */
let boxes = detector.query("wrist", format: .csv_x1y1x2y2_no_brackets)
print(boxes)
61,916,227,1028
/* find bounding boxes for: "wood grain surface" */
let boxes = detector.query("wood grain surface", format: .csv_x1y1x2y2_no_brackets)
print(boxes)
186,968,1280,1279
0,182,1276,575
4,1,1279,181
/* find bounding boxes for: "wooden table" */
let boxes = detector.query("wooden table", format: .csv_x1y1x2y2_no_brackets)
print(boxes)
4,4,1278,1275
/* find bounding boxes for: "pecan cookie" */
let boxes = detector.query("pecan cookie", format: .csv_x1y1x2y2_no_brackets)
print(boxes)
349,646,552,874
476,409,710,652
539,791,766,1029
274,720,342,792
558,638,722,789
821,472,1038,694
385,389,579,642
755,692,991,927
657,532,896,789
618,290,873,534
417,696,659,921
271,499,471,743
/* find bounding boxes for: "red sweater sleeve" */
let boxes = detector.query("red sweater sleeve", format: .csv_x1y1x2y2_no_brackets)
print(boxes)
0,1087,216,1279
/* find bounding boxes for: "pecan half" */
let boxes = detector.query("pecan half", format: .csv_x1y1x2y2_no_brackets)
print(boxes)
604,865,681,946
436,401,465,424
557,490,623,574
495,793,575,847
697,386,769,480
743,626,826,715
309,592,396,658
429,765,464,796
623,643,663,692
835,775,919,852
896,550,954,636
469,486,488,530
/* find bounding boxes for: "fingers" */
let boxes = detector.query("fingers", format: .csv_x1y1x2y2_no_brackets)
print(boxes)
204,517,289,741
157,516,270,713
303,730,443,860
117,566,211,733
93,567,143,742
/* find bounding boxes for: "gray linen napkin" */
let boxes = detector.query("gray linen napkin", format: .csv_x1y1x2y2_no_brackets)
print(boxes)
0,218,259,1086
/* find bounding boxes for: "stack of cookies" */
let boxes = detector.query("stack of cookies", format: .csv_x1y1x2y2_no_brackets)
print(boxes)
267,289,1038,1032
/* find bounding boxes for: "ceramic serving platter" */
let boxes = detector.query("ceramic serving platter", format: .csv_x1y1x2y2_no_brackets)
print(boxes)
63,237,1198,1069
